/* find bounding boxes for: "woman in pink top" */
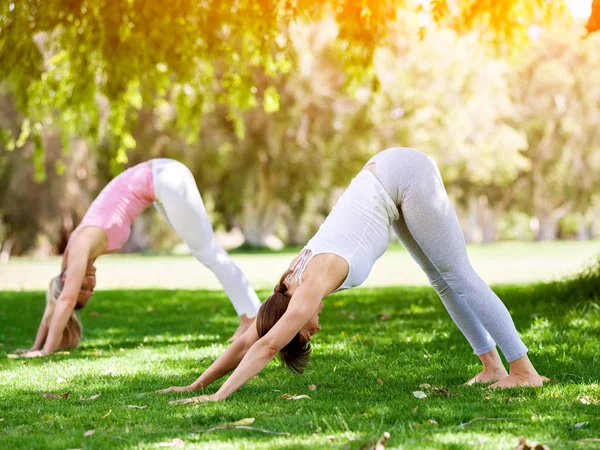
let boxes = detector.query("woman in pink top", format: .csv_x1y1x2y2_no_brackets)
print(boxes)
14,159,261,358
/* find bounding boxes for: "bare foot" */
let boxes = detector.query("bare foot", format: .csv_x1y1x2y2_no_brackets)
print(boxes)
226,315,255,343
489,372,545,389
465,367,509,385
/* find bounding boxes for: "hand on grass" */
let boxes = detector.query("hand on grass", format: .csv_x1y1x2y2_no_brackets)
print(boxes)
12,348,33,354
156,385,196,394
169,394,222,405
21,350,47,358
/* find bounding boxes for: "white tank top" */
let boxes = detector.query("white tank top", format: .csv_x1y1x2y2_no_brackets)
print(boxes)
294,170,400,292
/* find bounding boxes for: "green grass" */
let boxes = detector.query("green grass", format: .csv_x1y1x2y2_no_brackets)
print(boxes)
1,281,599,449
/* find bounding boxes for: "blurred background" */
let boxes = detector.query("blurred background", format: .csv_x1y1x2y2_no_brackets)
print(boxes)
0,0,599,289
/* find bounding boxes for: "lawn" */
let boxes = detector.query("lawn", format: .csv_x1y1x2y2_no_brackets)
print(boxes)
1,280,599,449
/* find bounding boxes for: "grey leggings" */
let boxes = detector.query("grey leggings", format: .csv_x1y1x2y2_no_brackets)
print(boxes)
368,147,527,362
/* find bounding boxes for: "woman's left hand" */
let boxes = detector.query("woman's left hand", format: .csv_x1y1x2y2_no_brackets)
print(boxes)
169,394,223,405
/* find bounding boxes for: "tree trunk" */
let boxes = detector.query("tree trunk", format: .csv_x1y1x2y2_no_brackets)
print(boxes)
576,214,590,241
536,213,559,241
479,195,499,243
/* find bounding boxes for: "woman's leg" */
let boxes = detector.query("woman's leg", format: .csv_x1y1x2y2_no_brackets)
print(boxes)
395,150,542,387
392,212,508,383
151,159,261,319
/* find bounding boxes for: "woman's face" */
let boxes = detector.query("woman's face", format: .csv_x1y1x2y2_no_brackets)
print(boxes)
300,301,323,341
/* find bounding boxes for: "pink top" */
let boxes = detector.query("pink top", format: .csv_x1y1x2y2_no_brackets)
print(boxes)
77,162,155,252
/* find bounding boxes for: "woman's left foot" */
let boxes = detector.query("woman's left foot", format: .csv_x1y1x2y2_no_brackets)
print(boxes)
489,372,544,389
465,367,508,385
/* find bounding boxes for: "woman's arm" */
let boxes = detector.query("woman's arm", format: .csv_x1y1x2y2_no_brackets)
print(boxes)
158,320,259,394
172,283,324,404
40,246,90,355
32,314,50,350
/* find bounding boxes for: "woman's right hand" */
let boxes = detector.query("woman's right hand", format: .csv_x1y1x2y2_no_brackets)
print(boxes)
156,385,197,394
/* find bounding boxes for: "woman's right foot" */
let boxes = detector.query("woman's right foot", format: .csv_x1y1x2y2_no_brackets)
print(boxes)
465,367,508,385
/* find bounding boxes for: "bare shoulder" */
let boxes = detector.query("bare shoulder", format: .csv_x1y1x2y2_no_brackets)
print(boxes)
302,253,349,295
69,227,107,258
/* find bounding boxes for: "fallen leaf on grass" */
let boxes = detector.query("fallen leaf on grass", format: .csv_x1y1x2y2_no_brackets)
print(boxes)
89,311,102,317
101,409,112,419
579,396,591,405
375,431,390,450
327,435,336,441
412,391,427,399
156,438,184,448
418,383,431,389
514,436,550,450
308,384,317,391
42,392,69,400
7,354,18,359
553,391,562,398
88,394,101,401
288,394,310,400
411,406,418,414
349,313,356,320
232,418,255,426
433,386,455,397
91,349,103,357
377,379,384,385
427,419,438,425
574,422,589,429
0,418,4,422
83,429,95,437
127,405,147,409
379,314,391,321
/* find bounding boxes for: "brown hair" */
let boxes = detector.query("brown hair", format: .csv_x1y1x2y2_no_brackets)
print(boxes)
45,276,83,350
255,270,311,374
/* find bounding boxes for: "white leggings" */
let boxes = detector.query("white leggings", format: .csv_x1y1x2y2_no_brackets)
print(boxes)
151,159,261,317
368,148,527,362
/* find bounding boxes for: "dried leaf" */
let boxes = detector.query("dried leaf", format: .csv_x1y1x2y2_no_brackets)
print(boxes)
327,435,336,441
411,406,418,414
279,393,291,399
288,394,310,400
127,405,147,409
89,311,102,317
579,396,591,405
379,314,391,321
232,418,255,426
514,436,550,450
61,391,70,399
88,394,101,401
101,409,112,419
349,313,356,320
377,379,384,385
433,386,454,397
91,349,103,357
375,431,391,450
553,391,562,398
428,419,438,425
156,438,185,448
308,384,317,391
83,429,95,437
413,391,427,399
418,383,431,389
42,393,58,399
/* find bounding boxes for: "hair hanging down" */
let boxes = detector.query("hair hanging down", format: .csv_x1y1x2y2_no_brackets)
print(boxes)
255,269,311,374
44,276,83,350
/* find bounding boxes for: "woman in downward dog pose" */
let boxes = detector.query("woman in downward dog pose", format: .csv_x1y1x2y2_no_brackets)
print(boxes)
14,159,261,358
160,147,544,401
